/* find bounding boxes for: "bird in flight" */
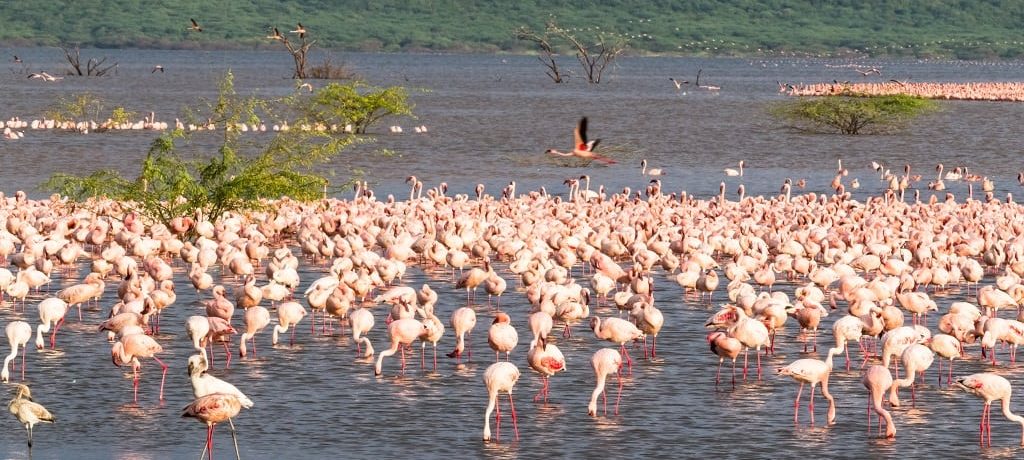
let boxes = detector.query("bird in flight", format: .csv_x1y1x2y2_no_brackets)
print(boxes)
151,65,164,73
669,77,689,91
299,82,313,93
855,67,881,77
546,117,616,164
290,23,306,38
189,18,203,32
12,55,22,64
27,72,61,81
267,27,283,40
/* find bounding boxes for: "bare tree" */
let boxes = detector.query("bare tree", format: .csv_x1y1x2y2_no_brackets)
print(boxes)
61,44,117,76
546,22,626,84
268,26,315,79
515,25,568,83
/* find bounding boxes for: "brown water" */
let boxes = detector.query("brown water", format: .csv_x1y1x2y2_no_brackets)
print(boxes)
2,50,1024,459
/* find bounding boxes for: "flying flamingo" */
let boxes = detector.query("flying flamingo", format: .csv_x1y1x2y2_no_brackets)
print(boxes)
527,336,565,404
482,361,520,442
272,301,307,346
3,321,32,382
7,384,55,449
588,348,623,416
111,332,168,402
707,331,742,387
349,307,375,358
862,365,896,439
239,306,270,358
956,373,1024,447
545,117,616,164
448,306,476,362
35,297,69,349
776,352,836,425
488,312,518,362
374,318,427,376
182,393,244,460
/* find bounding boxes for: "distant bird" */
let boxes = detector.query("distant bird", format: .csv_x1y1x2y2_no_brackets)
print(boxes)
267,27,283,40
290,22,306,38
545,117,616,164
189,18,203,32
12,55,22,64
299,82,313,93
696,68,721,91
890,79,908,87
669,77,689,90
724,160,745,177
640,159,663,177
7,384,55,449
855,67,881,76
151,65,164,73
27,72,61,82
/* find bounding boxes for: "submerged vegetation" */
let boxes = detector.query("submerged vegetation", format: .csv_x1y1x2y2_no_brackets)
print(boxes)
771,94,937,135
2,1,1023,59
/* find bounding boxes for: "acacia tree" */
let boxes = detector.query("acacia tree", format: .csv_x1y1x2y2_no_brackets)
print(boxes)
43,71,359,234
771,94,936,134
516,18,627,84
267,27,315,79
304,82,415,134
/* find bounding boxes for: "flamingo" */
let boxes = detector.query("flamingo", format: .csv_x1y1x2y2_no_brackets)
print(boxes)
587,348,623,416
349,307,375,357
862,365,896,439
527,310,553,350
956,373,1024,447
374,318,427,376
527,336,565,404
888,343,934,407
448,306,477,361
488,312,518,362
705,305,770,379
3,321,32,382
591,316,644,372
7,384,55,448
930,333,962,385
182,394,245,460
35,297,69,349
724,160,745,177
482,361,520,442
272,301,307,346
187,354,254,408
111,333,168,402
707,331,742,387
239,306,270,358
630,301,664,358
776,352,836,425
641,159,664,177
545,117,616,164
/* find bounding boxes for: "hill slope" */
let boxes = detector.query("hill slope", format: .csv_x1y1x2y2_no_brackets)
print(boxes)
2,0,1022,58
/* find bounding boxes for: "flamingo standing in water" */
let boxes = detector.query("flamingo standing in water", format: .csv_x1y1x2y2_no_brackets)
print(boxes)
776,352,836,425
182,393,244,460
862,365,896,439
111,333,168,402
7,384,55,449
545,117,616,164
3,321,32,382
527,336,565,404
239,306,270,358
956,373,1024,447
482,361,520,442
707,331,742,387
588,348,623,416
35,298,68,350
590,316,643,373
488,312,518,362
272,301,307,346
349,307,375,358
448,306,477,362
374,318,427,376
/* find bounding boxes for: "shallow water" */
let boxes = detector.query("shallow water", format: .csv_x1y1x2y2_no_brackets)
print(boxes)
2,51,1024,459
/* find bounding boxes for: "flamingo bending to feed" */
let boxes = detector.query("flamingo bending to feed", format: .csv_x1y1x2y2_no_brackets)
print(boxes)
776,351,836,425
588,348,624,416
862,365,896,439
482,361,520,442
956,373,1024,447
111,333,168,402
3,321,32,382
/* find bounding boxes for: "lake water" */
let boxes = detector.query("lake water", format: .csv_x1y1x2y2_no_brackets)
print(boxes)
2,49,1024,459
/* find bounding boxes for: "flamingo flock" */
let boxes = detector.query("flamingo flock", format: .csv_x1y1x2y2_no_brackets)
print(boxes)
7,157,1024,453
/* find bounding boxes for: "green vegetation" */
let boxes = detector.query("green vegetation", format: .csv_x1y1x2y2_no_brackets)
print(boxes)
41,72,392,232
44,93,134,125
2,1,1023,59
306,82,415,134
771,94,937,135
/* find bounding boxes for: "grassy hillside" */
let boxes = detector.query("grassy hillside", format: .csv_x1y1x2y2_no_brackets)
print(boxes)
2,0,1023,59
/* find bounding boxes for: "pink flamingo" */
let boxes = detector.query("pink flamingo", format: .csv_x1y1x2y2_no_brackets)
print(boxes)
590,316,643,373
448,306,476,362
776,352,836,425
527,336,565,404
111,333,168,402
588,348,623,416
707,331,742,387
3,321,32,382
545,117,616,164
239,306,270,358
956,373,1024,447
182,393,244,460
205,285,235,323
888,343,934,407
35,298,68,349
862,364,896,439
56,272,104,320
374,318,427,376
349,307,375,358
705,305,770,379
482,361,520,442
630,300,664,358
930,333,962,385
205,317,236,368
488,312,518,362
272,301,307,346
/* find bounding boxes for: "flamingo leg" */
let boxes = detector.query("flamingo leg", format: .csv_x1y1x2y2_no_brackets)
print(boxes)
228,418,241,460
133,366,140,403
614,370,623,415
222,341,232,368
652,335,657,358
508,392,519,441
51,317,64,348
20,348,26,381
251,337,257,358
153,355,168,400
808,383,816,425
793,382,804,424
715,359,723,386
